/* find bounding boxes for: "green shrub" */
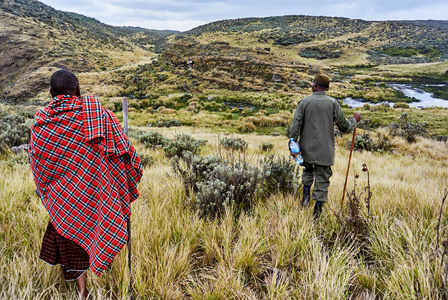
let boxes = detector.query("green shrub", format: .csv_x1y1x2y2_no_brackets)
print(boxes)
394,102,409,109
354,132,393,153
194,160,264,218
220,137,248,152
136,131,167,150
0,114,31,150
260,142,274,152
172,151,266,218
389,112,427,143
163,133,207,159
171,154,222,195
165,119,182,127
139,154,155,168
262,155,300,197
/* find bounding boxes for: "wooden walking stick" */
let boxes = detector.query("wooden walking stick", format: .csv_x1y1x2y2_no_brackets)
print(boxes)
341,126,357,209
122,98,133,299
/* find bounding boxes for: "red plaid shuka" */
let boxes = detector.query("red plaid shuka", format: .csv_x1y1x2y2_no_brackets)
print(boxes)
29,95,142,276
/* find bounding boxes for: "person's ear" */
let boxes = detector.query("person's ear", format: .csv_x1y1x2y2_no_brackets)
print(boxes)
50,87,56,97
75,85,81,98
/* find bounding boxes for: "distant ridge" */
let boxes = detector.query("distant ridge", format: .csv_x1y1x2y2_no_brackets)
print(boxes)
174,15,448,66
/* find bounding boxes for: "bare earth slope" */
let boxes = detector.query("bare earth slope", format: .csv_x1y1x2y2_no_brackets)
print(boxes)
0,0,174,103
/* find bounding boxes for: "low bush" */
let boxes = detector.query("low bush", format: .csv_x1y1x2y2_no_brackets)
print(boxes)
139,154,155,168
195,161,263,217
165,119,182,127
394,102,409,109
163,133,207,159
136,131,167,150
0,114,31,152
262,155,300,197
219,137,248,152
171,153,222,195
171,151,265,218
354,132,393,153
260,142,274,152
389,112,427,143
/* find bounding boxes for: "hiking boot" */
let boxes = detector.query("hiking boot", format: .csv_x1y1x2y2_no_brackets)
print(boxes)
301,186,311,207
313,201,323,221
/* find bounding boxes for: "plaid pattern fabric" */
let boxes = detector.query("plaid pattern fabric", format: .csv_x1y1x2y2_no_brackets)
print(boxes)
30,95,142,276
40,221,90,281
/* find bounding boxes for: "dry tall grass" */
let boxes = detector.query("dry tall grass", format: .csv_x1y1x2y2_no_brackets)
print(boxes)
1,127,447,299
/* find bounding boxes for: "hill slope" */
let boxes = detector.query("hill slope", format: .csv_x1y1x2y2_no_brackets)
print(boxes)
174,15,448,65
2,1,448,104
0,0,175,103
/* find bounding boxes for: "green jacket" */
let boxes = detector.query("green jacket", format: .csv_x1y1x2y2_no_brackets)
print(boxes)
289,91,356,166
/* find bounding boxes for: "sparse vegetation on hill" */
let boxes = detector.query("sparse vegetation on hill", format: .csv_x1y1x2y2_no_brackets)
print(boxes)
0,0,174,103
2,1,448,105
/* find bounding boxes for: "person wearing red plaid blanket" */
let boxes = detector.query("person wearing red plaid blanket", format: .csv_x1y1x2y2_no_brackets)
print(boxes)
29,70,143,299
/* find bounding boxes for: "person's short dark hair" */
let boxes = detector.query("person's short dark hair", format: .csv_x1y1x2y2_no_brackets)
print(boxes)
50,70,79,96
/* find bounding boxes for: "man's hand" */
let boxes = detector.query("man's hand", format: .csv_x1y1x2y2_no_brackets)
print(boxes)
290,151,301,158
353,112,361,123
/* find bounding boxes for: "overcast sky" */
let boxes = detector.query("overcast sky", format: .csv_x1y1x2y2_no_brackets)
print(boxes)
38,0,448,32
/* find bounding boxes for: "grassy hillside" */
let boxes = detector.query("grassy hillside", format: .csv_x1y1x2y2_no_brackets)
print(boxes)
92,16,448,119
2,2,448,105
176,16,448,65
0,0,175,103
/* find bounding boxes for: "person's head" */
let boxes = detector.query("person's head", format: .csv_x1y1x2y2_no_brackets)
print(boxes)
312,74,331,92
50,70,80,97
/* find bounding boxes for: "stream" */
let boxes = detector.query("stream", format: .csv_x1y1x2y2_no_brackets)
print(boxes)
342,84,448,109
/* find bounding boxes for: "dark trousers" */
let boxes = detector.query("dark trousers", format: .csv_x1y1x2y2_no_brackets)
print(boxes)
302,162,333,202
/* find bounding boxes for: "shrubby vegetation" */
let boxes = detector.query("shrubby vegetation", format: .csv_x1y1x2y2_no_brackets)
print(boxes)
135,130,167,150
219,137,248,152
260,141,275,152
389,112,427,143
139,154,155,168
163,133,207,159
354,132,393,153
2,119,448,298
167,133,301,218
262,155,300,197
299,46,343,60
0,113,31,155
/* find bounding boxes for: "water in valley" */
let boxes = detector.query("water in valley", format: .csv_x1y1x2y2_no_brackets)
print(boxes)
342,84,448,109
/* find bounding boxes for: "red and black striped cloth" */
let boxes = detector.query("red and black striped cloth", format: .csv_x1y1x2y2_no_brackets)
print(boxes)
40,221,90,281
30,95,142,276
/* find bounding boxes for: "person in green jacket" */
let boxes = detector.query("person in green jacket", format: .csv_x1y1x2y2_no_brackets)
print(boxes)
289,74,361,220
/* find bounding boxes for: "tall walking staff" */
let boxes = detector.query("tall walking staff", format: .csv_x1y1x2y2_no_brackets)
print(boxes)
341,126,357,209
122,98,133,299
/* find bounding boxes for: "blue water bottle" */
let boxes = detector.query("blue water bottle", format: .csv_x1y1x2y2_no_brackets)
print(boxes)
289,138,303,165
